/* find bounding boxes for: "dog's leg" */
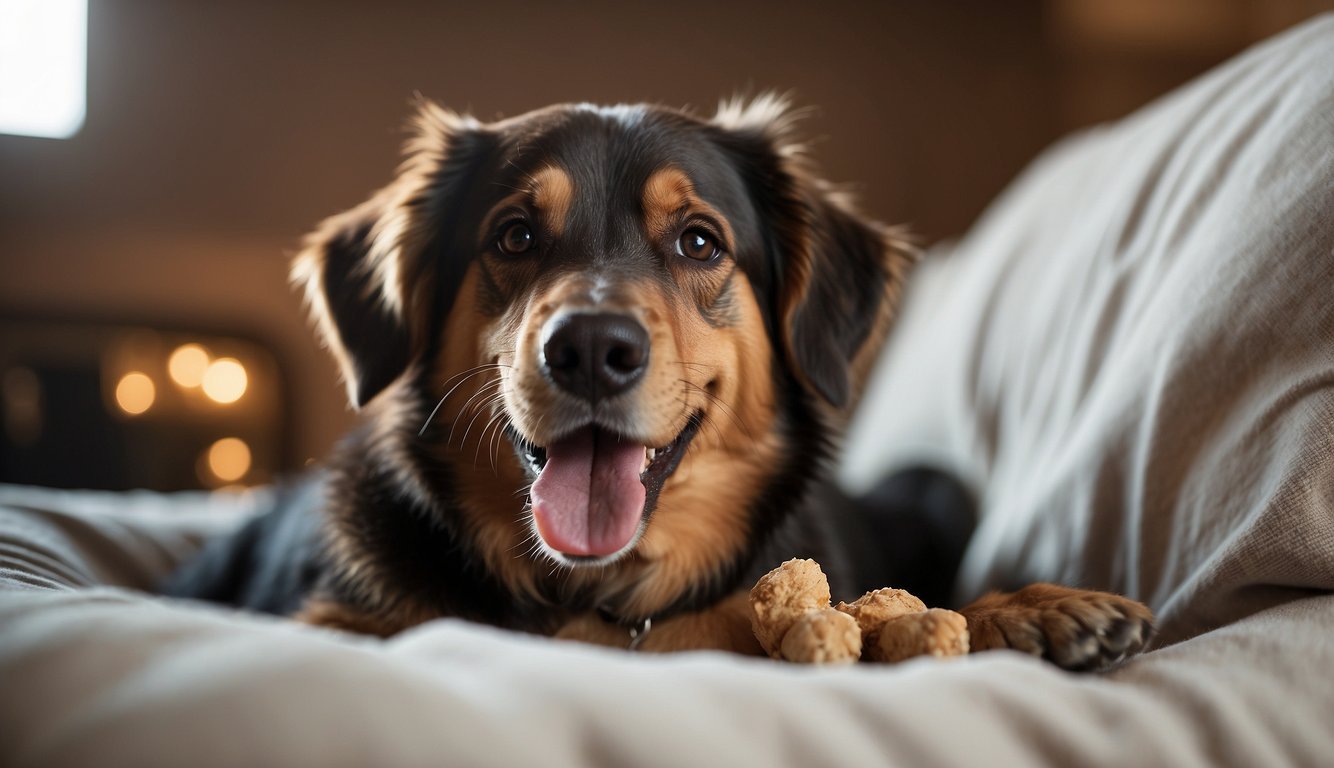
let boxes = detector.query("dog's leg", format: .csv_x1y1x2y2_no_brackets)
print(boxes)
295,597,431,638
557,591,764,655
959,584,1155,671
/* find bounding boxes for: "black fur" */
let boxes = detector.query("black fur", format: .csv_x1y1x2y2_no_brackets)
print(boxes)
321,216,412,408
160,478,325,614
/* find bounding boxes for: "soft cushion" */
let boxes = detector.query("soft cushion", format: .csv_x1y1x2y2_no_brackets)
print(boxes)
3,484,1334,767
841,13,1334,646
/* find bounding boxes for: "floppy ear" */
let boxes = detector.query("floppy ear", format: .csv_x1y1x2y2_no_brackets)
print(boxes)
713,95,914,409
291,102,488,408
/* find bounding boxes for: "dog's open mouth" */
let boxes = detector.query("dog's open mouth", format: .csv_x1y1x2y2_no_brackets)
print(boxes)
510,414,701,560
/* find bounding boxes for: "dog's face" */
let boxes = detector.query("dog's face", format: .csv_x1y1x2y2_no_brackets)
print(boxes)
295,98,909,614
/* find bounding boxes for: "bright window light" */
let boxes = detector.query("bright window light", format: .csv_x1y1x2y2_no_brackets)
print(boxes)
0,0,87,139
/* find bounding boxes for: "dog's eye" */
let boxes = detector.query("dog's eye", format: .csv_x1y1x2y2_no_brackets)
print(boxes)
677,229,720,262
498,221,535,254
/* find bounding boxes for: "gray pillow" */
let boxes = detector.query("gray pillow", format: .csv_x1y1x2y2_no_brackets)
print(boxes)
841,13,1334,647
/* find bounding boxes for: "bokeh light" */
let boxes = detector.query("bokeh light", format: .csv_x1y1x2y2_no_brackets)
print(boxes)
3,366,43,444
201,357,247,404
205,437,251,482
168,343,210,388
114,371,155,415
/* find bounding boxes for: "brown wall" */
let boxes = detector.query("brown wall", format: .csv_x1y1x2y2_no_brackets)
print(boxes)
2,0,1328,466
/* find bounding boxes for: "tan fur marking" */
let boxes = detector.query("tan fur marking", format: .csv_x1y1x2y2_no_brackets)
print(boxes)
530,166,574,237
429,265,542,600
477,191,528,245
641,167,735,249
476,165,576,245
615,274,780,617
296,598,435,638
556,591,762,654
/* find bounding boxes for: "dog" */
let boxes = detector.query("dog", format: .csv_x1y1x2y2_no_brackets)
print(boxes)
166,96,1152,669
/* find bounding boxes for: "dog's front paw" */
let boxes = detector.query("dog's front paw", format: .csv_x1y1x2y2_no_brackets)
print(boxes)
961,584,1154,671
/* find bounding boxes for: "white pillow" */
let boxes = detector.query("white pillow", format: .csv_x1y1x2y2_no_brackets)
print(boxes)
841,14,1334,647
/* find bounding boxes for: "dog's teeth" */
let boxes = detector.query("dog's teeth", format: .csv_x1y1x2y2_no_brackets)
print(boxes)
647,448,657,461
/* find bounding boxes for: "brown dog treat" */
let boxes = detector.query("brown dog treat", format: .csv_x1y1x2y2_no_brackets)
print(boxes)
868,608,970,663
749,559,832,657
834,588,928,643
779,608,862,664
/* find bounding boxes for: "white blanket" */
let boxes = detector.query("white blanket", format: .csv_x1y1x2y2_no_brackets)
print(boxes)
5,14,1334,768
2,489,1332,767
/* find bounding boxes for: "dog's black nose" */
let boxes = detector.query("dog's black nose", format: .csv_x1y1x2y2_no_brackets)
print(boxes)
542,313,650,402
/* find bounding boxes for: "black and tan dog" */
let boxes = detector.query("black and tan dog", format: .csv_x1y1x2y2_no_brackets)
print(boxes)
167,97,1152,669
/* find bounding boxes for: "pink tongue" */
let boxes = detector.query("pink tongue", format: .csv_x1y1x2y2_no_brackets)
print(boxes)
531,427,647,557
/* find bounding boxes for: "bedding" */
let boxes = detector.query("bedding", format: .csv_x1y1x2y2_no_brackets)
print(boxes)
839,11,1334,649
4,13,1334,768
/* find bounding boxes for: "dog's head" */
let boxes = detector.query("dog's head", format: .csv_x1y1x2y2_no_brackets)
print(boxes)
294,97,911,611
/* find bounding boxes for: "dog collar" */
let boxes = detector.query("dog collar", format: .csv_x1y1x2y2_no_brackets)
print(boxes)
595,606,653,651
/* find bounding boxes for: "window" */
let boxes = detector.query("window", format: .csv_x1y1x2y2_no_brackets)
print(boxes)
0,0,87,139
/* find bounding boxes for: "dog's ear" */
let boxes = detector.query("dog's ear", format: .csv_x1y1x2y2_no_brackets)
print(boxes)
712,95,914,409
292,102,489,408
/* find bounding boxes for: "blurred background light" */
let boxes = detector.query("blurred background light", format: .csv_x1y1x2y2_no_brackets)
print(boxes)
0,0,86,139
1,319,283,491
2,367,43,445
114,371,155,415
201,358,246,404
205,437,251,483
168,343,210,388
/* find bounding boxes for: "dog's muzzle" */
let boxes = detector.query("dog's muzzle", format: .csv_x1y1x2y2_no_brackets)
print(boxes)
521,310,696,562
